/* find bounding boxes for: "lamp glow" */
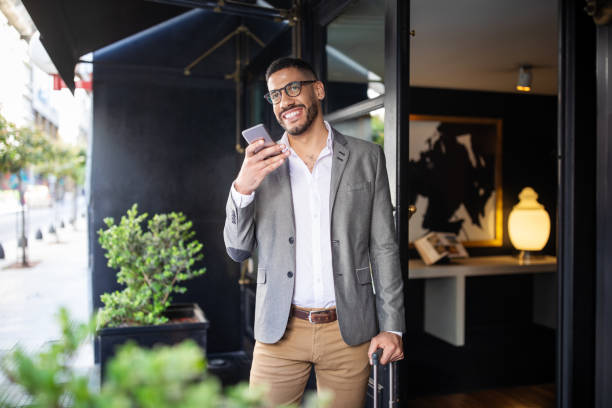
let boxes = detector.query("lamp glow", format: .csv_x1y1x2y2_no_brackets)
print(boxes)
508,187,550,262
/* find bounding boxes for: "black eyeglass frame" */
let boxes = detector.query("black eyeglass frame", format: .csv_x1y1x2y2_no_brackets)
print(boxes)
264,80,318,104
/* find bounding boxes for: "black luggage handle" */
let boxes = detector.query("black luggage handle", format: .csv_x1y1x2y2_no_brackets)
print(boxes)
372,349,383,408
371,348,398,408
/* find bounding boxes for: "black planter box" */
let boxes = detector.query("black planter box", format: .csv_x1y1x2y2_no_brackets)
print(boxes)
97,303,209,380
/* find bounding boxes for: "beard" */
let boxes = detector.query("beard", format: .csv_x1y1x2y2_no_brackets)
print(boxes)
277,102,318,136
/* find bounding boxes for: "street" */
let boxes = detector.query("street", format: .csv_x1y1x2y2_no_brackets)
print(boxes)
0,199,84,246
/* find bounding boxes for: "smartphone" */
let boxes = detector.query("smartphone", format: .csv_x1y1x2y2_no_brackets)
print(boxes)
242,124,276,154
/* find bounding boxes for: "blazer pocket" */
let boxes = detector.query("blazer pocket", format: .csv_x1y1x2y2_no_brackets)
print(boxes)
355,266,372,284
346,180,371,192
257,268,266,284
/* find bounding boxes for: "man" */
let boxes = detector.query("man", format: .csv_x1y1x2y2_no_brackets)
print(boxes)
224,57,405,407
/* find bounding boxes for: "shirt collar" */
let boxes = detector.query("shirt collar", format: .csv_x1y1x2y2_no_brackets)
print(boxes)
280,121,334,154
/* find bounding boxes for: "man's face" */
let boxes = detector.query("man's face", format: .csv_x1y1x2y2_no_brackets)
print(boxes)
267,67,324,136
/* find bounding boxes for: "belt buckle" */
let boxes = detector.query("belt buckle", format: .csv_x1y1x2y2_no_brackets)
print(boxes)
308,310,322,323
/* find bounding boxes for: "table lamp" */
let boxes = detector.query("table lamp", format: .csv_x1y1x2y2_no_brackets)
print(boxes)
508,187,551,263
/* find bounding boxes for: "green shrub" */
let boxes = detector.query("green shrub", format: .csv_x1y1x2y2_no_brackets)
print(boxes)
97,204,206,328
96,342,265,408
0,308,97,408
0,309,328,408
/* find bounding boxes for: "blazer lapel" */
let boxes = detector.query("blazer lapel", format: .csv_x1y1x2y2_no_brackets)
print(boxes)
330,129,350,213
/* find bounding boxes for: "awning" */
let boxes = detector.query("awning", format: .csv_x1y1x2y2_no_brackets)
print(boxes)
21,0,292,92
21,0,187,91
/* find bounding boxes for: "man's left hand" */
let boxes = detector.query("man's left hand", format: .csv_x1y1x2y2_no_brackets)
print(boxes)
368,332,404,365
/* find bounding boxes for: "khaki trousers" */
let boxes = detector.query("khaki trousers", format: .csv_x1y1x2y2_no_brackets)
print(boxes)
250,309,371,408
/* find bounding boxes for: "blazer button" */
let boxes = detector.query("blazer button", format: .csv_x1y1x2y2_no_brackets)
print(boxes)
289,237,294,244
287,271,293,278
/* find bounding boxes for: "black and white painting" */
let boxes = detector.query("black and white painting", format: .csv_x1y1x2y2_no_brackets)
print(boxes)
408,115,503,246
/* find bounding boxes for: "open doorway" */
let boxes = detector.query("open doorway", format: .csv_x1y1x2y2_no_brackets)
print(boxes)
404,0,558,405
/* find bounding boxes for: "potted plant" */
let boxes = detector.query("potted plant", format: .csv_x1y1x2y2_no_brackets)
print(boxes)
96,204,208,379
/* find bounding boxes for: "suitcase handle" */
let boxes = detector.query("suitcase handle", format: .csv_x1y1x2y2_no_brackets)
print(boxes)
371,348,399,408
372,348,383,408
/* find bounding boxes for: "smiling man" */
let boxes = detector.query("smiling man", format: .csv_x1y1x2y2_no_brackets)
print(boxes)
223,57,405,407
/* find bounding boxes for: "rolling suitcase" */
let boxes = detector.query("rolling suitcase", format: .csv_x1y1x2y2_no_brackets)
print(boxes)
364,204,414,407
365,349,399,408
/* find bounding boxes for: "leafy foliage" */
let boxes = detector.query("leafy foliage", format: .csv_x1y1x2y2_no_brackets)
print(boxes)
37,143,86,187
0,114,52,177
0,308,97,408
0,309,328,408
97,204,206,328
0,114,8,147
371,115,384,147
97,341,223,408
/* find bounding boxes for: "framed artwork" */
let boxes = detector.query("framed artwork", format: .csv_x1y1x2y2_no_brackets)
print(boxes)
408,115,503,247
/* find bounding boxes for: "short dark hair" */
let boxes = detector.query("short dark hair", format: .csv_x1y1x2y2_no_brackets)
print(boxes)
265,57,318,81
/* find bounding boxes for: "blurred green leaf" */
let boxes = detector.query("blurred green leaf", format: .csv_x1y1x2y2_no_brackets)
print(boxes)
2,309,329,407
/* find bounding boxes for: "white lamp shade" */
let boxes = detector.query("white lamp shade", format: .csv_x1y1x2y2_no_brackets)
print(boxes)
508,187,551,251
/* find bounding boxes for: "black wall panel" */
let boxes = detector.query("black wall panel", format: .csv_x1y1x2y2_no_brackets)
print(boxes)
90,70,242,353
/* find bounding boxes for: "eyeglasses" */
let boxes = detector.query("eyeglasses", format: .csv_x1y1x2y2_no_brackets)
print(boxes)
264,80,317,104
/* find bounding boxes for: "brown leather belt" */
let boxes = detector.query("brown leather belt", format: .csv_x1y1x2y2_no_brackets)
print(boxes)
291,306,337,324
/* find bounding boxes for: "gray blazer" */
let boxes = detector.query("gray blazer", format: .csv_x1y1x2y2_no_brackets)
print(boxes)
223,130,405,346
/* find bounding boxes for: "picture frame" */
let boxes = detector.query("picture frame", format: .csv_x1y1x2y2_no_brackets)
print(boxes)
408,115,503,247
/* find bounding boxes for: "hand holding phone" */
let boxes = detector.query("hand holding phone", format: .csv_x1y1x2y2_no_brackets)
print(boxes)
242,124,277,154
235,124,290,195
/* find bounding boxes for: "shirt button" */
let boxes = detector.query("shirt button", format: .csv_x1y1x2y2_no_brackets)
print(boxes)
289,237,294,244
287,271,293,278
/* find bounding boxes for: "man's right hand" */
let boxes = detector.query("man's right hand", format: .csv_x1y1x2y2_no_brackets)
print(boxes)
234,139,290,195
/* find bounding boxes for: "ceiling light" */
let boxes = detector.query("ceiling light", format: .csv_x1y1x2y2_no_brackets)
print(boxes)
516,65,532,92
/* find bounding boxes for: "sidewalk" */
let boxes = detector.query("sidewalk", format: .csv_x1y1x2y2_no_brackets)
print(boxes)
0,217,92,366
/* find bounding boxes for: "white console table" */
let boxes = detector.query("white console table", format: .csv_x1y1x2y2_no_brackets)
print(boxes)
408,255,557,346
